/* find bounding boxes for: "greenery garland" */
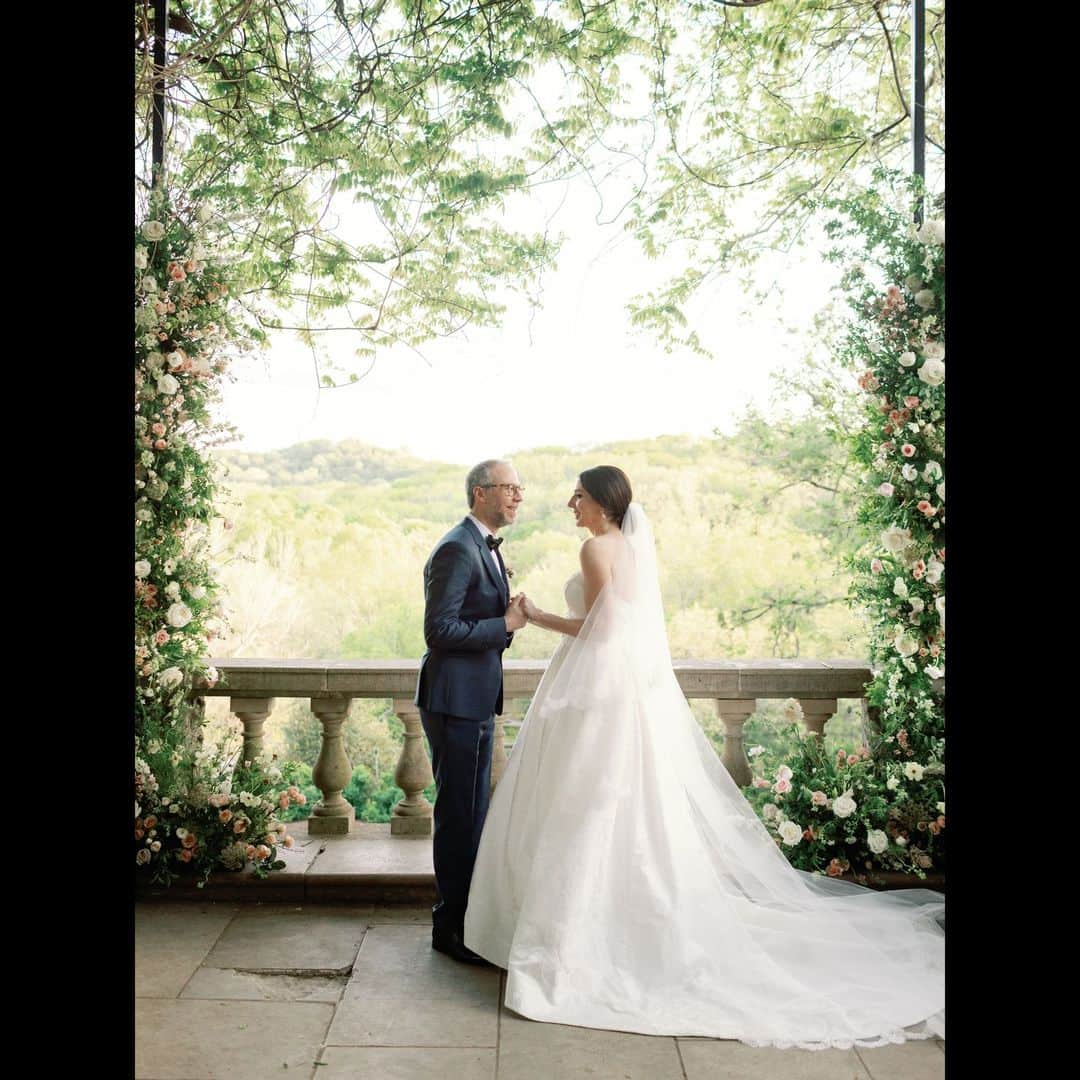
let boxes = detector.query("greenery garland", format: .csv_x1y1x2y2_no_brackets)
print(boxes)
134,191,301,887
745,173,946,881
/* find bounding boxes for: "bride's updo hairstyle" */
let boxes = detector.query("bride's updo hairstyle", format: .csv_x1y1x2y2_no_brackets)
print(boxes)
579,465,633,528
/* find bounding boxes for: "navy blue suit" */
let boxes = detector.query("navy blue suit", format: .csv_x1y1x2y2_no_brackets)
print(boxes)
415,517,513,934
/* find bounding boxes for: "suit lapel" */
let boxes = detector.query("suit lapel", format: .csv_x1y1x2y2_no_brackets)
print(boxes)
462,517,508,604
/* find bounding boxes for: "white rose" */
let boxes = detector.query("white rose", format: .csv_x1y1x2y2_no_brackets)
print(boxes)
898,351,917,368
901,464,917,482
913,289,936,310
886,776,900,791
896,836,908,847
925,664,944,680
140,275,158,294
903,762,925,781
894,633,919,658
135,560,151,579
189,585,206,600
925,559,944,585
936,482,945,502
165,582,182,600
918,359,945,387
145,351,165,373
892,578,908,598
167,602,193,628
922,340,945,362
142,220,166,241
867,829,888,854
778,821,803,846
157,373,180,396
917,218,945,246
762,803,779,822
922,460,943,481
935,595,945,634
832,795,857,819
909,597,925,614
159,666,184,690
166,352,185,370
135,246,149,269
881,525,913,554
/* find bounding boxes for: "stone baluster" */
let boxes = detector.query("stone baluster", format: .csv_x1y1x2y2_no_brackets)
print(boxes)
491,713,510,793
391,700,433,835
308,697,355,835
715,700,755,787
230,697,275,766
799,698,837,738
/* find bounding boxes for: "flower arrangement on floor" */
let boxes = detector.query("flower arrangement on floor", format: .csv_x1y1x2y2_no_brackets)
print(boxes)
744,174,945,881
134,191,298,887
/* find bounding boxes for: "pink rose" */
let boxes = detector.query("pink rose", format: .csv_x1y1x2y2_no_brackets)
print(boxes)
255,845,271,860
811,791,828,806
917,500,936,516
901,444,917,457
753,778,771,789
151,422,166,436
219,810,232,823
878,483,894,497
177,849,192,863
295,793,306,805
773,778,792,794
233,819,247,834
904,396,921,408
154,439,167,450
846,753,859,766
870,559,884,574
912,560,926,579
153,629,169,645
167,261,186,282
279,793,290,809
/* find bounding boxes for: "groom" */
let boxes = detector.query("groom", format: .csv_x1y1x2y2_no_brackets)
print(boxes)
415,459,527,964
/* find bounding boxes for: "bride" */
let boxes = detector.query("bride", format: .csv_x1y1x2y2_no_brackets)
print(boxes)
463,465,945,1050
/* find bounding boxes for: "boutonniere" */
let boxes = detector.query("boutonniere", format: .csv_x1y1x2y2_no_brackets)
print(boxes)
504,564,515,579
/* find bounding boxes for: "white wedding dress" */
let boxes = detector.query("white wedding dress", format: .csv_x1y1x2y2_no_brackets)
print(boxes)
464,503,944,1049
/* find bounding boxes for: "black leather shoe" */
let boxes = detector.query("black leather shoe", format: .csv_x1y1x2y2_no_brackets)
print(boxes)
432,928,489,965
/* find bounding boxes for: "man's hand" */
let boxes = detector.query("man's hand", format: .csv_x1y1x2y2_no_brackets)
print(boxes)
505,593,528,632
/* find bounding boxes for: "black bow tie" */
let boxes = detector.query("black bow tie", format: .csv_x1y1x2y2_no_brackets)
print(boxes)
486,535,503,551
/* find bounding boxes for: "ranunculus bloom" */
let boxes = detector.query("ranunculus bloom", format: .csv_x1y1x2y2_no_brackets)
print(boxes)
918,359,945,387
901,443,916,457
778,821,803,846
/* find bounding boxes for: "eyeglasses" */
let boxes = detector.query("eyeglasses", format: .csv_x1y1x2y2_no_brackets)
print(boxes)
480,483,526,497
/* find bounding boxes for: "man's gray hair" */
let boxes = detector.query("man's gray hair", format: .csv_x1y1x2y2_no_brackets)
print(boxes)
466,459,509,508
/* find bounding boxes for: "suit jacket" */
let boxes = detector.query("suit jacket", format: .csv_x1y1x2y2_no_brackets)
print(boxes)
415,517,513,722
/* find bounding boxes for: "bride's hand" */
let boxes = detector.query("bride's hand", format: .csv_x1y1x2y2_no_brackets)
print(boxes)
519,594,539,621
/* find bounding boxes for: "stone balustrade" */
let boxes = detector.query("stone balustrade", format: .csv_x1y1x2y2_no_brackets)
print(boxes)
195,658,878,836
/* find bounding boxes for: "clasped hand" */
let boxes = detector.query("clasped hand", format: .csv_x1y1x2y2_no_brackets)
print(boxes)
505,592,538,631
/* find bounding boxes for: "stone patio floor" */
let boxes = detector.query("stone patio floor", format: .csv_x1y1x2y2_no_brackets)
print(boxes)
136,897,946,1080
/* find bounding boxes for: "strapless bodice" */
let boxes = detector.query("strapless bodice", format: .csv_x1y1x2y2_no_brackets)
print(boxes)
564,572,586,618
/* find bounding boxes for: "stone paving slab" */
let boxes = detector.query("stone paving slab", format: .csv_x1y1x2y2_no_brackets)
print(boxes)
134,999,333,1079
344,925,501,998
307,824,435,877
135,903,238,998
201,906,366,972
312,1046,496,1079
498,1008,684,1080
854,1039,946,1080
327,989,499,1048
180,966,346,1003
678,1039,871,1079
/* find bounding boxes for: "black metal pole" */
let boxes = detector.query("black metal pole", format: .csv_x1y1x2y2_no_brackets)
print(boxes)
912,0,926,223
152,0,168,189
